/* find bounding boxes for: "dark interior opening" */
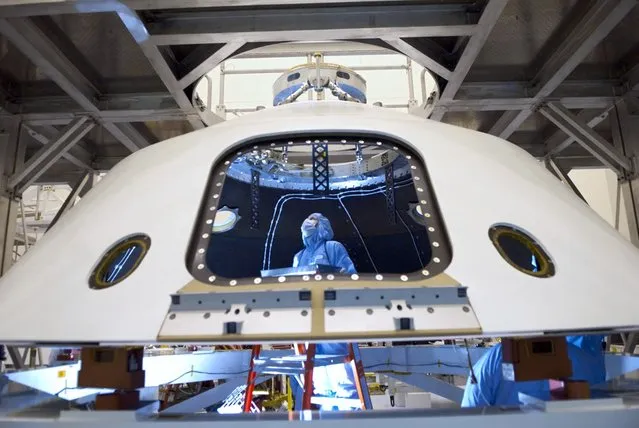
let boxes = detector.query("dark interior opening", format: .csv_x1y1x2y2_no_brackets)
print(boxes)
206,177,431,278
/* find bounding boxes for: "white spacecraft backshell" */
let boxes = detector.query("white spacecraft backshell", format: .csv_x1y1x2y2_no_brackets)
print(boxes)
0,101,638,344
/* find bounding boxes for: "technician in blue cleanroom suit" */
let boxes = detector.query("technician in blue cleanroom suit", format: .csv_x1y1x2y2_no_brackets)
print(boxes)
567,334,606,373
291,214,359,407
293,213,357,274
461,335,607,407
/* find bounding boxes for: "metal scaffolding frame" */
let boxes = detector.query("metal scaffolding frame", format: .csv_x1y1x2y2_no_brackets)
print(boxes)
0,16,154,152
0,1,634,174
208,60,418,116
485,0,637,140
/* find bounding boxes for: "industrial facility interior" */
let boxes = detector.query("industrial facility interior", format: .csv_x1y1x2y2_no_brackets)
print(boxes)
2,0,639,426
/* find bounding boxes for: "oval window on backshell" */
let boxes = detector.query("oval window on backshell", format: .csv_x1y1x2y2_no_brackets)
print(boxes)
89,234,151,290
488,225,554,278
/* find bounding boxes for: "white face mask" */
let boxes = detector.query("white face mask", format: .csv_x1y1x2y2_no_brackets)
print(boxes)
301,218,318,237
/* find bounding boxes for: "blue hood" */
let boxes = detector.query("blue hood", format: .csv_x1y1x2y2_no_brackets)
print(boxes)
301,213,334,249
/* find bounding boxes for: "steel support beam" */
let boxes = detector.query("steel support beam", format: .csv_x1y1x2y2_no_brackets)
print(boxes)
625,62,639,92
152,26,476,46
0,190,18,277
104,122,151,152
9,118,95,195
544,157,587,202
613,100,639,246
546,108,616,156
438,96,616,112
381,38,452,80
0,18,98,113
18,109,192,126
7,117,91,189
23,124,94,171
178,42,245,90
0,1,424,17
539,102,631,175
122,43,204,130
108,5,204,130
386,373,463,404
148,4,477,45
532,0,636,100
0,17,153,152
487,0,636,139
13,96,620,127
237,41,391,58
0,0,427,17
5,78,621,125
623,333,639,354
487,110,522,136
78,173,99,198
161,376,271,414
46,172,91,232
0,116,24,275
431,0,510,121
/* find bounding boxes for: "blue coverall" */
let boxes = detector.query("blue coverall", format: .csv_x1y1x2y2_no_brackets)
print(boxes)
293,213,356,274
461,336,607,407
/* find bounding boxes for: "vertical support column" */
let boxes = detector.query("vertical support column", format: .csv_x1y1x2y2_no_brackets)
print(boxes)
0,117,25,372
0,197,17,277
0,117,24,275
216,63,227,120
243,345,262,413
312,143,329,194
381,153,396,224
612,101,639,246
47,171,92,232
543,157,587,202
301,343,316,410
307,54,314,101
250,170,260,230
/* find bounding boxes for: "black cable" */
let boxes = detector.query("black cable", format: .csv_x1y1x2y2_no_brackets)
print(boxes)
464,339,478,384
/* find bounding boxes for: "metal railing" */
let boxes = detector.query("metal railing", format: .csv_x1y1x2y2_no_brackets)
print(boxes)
196,54,433,119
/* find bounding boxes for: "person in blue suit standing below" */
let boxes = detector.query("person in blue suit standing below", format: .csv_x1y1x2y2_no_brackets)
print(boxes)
566,334,606,374
461,335,606,407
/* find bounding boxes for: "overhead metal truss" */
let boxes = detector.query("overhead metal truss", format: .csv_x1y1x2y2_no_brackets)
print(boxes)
146,4,476,45
0,0,636,189
0,16,153,154
429,0,509,120
482,0,638,140
539,102,632,176
7,116,95,195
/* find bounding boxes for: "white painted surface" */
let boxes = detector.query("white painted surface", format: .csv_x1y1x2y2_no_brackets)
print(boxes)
0,101,639,343
323,303,480,334
160,306,312,338
569,168,632,242
371,392,432,409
